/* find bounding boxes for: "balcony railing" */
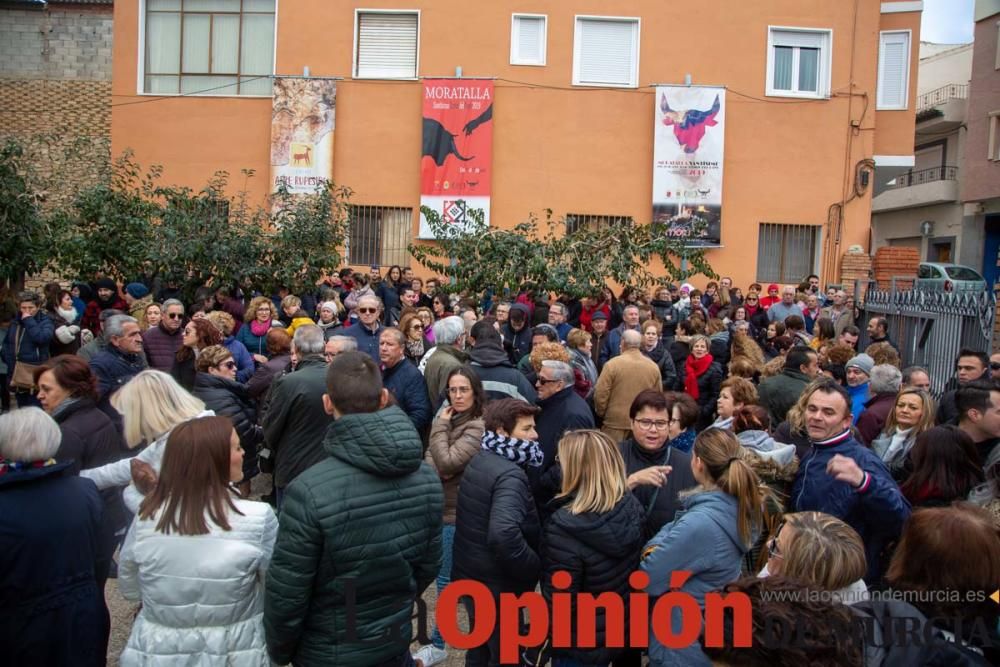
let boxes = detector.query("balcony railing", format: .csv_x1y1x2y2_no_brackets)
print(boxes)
916,83,968,112
884,166,959,190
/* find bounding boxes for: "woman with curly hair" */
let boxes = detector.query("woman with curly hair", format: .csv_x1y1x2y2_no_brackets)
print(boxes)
398,311,428,364
235,296,279,364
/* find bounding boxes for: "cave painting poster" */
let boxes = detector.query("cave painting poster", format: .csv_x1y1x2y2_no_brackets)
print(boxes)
270,77,336,195
419,79,493,239
652,86,726,247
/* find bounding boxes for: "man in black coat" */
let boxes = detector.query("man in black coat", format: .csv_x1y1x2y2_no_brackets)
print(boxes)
501,303,532,365
533,360,594,508
262,325,333,505
467,321,537,403
89,314,148,401
379,328,431,433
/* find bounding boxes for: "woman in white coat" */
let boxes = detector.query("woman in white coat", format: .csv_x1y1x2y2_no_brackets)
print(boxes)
81,370,212,512
118,415,278,666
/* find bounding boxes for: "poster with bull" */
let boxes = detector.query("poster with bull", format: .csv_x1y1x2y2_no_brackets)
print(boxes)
418,79,493,239
270,77,336,195
652,86,726,247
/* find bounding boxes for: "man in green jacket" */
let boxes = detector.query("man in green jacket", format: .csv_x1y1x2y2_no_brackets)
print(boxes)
264,351,444,666
757,346,820,425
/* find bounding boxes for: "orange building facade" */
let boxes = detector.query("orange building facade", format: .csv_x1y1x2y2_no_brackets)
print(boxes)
111,0,922,289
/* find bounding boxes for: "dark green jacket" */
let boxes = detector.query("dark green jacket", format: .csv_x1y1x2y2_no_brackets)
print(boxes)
264,405,443,667
758,368,811,426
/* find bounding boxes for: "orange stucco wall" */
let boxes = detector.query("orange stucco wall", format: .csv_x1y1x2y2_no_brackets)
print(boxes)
111,0,920,288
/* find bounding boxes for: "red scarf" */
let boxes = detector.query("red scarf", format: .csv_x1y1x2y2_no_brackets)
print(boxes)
684,353,714,399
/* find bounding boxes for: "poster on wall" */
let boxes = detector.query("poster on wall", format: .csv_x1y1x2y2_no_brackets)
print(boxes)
652,86,726,247
270,77,337,195
418,78,493,239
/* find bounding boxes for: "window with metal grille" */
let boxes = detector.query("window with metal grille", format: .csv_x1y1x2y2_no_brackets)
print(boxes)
348,205,412,267
756,223,821,283
565,213,633,235
354,11,419,79
143,0,276,96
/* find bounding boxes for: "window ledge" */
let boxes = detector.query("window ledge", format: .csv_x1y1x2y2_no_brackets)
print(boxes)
136,92,273,99
572,81,637,89
764,90,830,100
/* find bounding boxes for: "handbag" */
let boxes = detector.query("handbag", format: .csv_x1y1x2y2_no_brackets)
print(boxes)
10,328,41,391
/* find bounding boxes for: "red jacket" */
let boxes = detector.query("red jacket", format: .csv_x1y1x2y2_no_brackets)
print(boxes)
579,304,611,332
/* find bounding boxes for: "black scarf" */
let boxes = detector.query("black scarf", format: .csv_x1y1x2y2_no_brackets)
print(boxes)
481,430,543,468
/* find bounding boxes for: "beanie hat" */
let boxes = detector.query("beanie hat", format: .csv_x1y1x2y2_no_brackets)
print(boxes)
319,301,339,314
680,283,694,294
125,283,149,299
94,278,117,292
846,353,874,377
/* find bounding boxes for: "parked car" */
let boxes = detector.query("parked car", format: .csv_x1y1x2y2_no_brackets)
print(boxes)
914,262,988,292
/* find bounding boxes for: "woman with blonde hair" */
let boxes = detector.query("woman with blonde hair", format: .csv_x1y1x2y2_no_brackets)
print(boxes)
236,296,279,364
118,416,277,666
81,370,212,512
870,386,936,482
416,306,435,343
280,295,313,336
540,430,644,667
761,511,868,603
640,427,765,666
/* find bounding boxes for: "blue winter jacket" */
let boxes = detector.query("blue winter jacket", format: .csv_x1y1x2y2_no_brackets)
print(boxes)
382,358,432,433
222,335,255,383
640,491,747,667
791,429,910,583
234,321,273,359
1,311,54,370
847,382,870,425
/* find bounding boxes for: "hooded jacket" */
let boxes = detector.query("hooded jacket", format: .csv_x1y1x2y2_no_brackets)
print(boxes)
118,497,278,667
264,406,442,667
468,342,538,403
848,382,870,425
540,493,645,664
792,430,911,583
640,491,748,667
501,304,533,364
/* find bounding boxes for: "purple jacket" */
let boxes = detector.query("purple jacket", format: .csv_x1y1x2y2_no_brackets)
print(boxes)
142,323,183,372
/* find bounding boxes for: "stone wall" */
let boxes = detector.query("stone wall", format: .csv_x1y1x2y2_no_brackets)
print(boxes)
0,6,113,82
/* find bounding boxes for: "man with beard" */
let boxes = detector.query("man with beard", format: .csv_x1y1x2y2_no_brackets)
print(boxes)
81,278,126,336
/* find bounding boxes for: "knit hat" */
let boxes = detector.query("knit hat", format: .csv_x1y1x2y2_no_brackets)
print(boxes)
846,353,874,376
680,283,694,294
319,301,338,314
767,283,780,293
591,310,608,321
125,282,149,299
94,277,117,292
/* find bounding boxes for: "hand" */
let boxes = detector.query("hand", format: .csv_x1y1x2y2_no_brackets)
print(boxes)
826,454,865,487
253,354,268,365
440,406,454,420
131,459,158,495
627,465,672,490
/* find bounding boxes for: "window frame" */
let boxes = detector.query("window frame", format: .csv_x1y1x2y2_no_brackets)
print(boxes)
352,8,421,80
137,0,278,98
989,111,1000,162
571,15,641,89
509,13,547,66
765,26,833,100
876,29,911,110
346,204,414,267
755,222,822,284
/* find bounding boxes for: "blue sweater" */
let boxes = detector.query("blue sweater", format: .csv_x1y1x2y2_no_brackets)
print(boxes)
847,382,869,425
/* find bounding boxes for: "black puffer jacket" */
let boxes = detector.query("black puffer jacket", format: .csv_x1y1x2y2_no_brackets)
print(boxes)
541,493,644,664
453,449,541,595
193,372,263,454
619,438,698,540
677,360,724,430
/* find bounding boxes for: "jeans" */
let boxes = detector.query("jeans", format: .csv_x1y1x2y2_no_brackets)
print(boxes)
430,523,456,649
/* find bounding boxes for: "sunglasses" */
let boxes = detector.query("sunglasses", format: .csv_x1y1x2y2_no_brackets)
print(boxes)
358,308,378,314
410,324,424,330
536,377,561,385
991,363,1000,371
166,313,183,319
219,360,237,370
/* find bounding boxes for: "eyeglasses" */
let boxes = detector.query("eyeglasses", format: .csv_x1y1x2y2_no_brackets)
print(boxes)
536,377,561,385
219,360,237,370
166,313,183,319
767,522,786,559
634,418,670,431
358,308,378,314
448,386,472,395
410,324,424,331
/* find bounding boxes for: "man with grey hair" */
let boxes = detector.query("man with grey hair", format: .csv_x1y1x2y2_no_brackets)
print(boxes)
142,298,186,371
342,294,385,363
423,316,468,411
90,314,148,400
856,364,903,445
820,289,852,336
324,335,357,363
600,303,642,366
263,324,333,505
78,308,125,362
767,285,804,323
595,329,662,442
380,327,430,432
533,359,594,506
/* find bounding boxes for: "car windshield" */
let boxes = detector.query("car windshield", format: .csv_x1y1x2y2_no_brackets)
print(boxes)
944,266,983,281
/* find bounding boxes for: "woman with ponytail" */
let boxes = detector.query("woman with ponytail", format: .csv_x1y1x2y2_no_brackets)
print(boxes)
639,427,765,667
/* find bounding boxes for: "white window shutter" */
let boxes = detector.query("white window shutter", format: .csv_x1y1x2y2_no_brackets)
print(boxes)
576,19,637,87
878,31,910,109
357,13,418,78
511,15,545,65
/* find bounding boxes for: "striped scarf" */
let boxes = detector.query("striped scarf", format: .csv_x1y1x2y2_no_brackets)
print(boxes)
481,430,543,468
0,457,57,476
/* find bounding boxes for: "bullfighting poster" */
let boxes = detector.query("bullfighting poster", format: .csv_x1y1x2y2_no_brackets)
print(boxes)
270,77,336,195
652,86,726,247
418,79,493,239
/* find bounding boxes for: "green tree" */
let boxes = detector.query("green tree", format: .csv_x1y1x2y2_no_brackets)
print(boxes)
0,139,55,286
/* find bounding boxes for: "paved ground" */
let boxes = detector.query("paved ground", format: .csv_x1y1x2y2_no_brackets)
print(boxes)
105,473,469,666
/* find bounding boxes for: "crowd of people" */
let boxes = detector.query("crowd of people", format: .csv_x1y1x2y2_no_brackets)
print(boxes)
1,266,1000,667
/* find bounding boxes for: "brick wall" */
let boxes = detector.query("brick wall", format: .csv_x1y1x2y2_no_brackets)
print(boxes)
840,252,872,296
872,246,920,291
0,6,113,82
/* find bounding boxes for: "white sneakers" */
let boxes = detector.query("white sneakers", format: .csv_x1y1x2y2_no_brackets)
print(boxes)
412,644,448,667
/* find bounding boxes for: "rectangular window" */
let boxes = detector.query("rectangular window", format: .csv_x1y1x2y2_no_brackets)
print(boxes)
565,213,633,235
348,205,412,267
756,223,821,283
354,11,419,79
766,27,832,99
572,16,640,88
877,30,911,110
143,0,275,96
510,14,546,66
989,112,1000,162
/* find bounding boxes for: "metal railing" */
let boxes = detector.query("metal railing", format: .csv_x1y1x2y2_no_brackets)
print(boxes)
884,166,959,190
916,83,968,112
